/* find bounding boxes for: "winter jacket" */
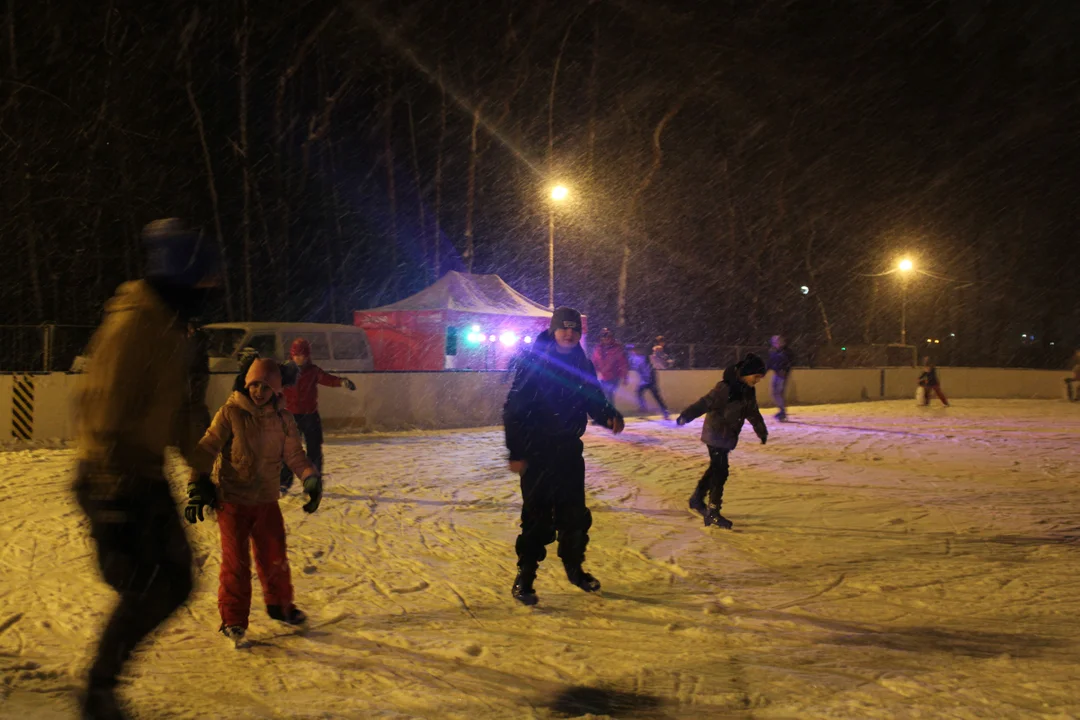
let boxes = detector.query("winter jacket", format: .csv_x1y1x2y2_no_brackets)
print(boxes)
630,353,654,385
591,342,629,383
75,280,215,482
767,347,795,377
650,347,673,371
193,391,317,505
504,331,622,461
678,366,768,451
281,363,345,415
919,368,940,387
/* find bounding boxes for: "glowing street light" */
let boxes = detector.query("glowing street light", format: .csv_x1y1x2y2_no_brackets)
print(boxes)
547,183,571,310
897,257,914,345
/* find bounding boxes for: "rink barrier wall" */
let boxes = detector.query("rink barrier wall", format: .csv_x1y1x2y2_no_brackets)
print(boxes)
0,367,1072,441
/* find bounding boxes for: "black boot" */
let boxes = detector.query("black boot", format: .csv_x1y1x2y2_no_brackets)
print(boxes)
564,562,601,592
512,566,538,606
80,679,129,720
704,505,733,529
267,604,307,625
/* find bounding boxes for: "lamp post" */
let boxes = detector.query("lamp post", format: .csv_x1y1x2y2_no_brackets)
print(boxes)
547,184,569,310
898,258,913,345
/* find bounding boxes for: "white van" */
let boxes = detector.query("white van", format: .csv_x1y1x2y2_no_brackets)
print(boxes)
202,322,374,373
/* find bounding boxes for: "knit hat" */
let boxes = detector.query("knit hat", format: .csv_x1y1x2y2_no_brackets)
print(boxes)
549,306,582,334
245,358,283,394
142,218,219,288
738,353,767,377
290,338,311,357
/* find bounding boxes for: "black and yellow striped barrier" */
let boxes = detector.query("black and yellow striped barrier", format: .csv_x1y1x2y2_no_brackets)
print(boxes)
12,375,34,441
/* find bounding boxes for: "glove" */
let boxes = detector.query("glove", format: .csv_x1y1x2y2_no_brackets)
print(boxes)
184,474,216,523
302,475,323,513
676,414,688,426
342,378,356,391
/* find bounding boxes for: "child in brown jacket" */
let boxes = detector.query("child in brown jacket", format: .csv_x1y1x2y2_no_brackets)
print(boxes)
188,358,323,646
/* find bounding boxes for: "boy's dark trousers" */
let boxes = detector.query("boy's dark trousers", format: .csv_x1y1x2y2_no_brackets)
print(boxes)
637,381,669,415
771,374,789,418
515,439,592,573
74,468,194,693
690,446,730,508
280,412,324,490
922,384,948,406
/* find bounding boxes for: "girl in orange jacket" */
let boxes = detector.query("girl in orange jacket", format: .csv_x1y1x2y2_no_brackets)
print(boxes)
189,358,322,646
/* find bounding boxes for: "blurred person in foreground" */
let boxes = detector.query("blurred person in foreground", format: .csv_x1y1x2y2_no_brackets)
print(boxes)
504,307,624,606
73,219,219,720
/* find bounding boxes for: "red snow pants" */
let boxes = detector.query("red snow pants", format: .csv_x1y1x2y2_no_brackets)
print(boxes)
217,501,293,628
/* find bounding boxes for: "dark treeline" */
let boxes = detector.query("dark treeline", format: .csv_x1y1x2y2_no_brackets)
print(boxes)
2,0,1078,366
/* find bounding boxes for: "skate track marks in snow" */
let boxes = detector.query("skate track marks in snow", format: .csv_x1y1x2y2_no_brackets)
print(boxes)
1,400,1078,718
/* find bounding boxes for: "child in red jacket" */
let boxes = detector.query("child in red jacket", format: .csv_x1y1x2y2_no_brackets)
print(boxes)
279,338,356,495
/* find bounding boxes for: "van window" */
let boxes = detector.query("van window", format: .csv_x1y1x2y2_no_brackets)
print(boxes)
204,328,246,358
246,334,277,358
283,332,330,360
332,332,369,360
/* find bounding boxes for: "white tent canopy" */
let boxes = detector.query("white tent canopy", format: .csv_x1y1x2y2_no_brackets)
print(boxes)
370,271,551,318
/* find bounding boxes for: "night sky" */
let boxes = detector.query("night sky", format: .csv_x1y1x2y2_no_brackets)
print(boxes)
2,0,1077,367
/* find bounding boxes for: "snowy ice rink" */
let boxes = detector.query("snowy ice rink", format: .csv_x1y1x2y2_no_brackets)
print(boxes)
2,399,1078,719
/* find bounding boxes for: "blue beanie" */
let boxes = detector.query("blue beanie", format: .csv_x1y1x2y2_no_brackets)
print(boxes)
142,218,219,287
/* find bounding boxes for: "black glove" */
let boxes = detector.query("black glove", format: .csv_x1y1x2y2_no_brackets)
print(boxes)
302,475,323,514
184,474,216,524
676,414,689,426
342,378,356,391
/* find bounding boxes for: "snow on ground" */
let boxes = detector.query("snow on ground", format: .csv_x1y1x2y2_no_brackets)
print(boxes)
1,400,1079,719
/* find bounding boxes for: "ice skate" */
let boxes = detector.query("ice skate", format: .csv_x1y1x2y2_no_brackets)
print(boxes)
512,567,538,606
220,624,249,649
704,505,734,529
564,563,601,592
80,683,129,720
267,604,307,625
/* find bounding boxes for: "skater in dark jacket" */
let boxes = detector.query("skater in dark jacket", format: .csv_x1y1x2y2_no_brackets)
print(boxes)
504,306,624,605
676,353,768,529
918,357,949,406
279,338,355,494
767,335,795,421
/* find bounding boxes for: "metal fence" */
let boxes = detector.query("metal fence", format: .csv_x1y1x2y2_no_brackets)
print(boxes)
622,343,769,370
0,325,97,372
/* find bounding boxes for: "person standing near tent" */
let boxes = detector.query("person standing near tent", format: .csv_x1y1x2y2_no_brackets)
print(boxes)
279,338,356,495
504,307,624,606
72,218,219,719
591,328,629,406
767,335,795,421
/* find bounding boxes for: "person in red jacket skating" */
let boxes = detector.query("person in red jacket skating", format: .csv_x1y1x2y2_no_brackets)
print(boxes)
279,337,356,495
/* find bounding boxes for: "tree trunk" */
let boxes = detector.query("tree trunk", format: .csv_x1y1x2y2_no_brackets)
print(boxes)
185,69,234,320
464,105,480,274
237,0,253,319
433,60,446,280
617,98,686,327
406,91,428,284
383,69,399,284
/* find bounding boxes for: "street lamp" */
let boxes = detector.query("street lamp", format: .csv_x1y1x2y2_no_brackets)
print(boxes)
547,184,570,309
897,258,914,345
